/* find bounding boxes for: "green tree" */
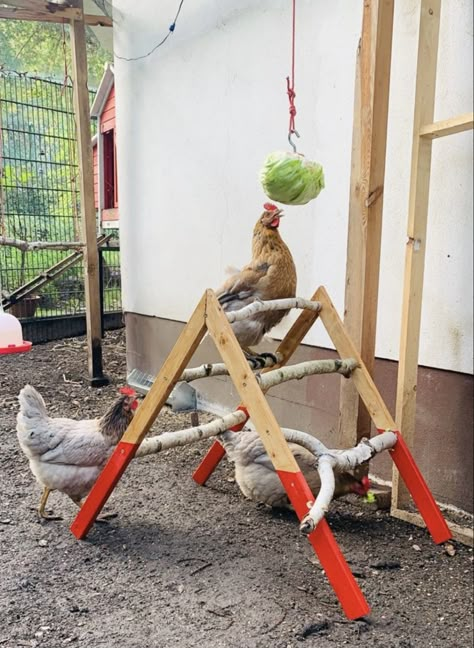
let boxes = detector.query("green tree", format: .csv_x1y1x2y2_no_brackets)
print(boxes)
0,19,111,87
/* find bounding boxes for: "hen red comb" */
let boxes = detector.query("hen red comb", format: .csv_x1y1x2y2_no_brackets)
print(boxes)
360,476,371,494
120,386,136,397
263,202,279,211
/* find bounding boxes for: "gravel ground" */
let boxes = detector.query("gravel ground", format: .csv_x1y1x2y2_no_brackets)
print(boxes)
0,329,473,648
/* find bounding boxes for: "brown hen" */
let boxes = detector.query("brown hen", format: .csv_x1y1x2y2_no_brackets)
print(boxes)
216,203,296,363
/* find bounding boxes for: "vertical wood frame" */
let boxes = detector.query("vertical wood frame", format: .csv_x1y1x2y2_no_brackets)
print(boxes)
393,0,441,510
338,0,394,451
69,2,105,383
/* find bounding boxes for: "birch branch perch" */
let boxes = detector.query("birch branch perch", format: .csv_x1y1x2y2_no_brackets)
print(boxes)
225,297,321,323
127,354,284,395
179,357,357,388
133,408,397,533
180,353,283,383
0,237,85,252
258,358,359,389
299,431,398,534
135,410,248,457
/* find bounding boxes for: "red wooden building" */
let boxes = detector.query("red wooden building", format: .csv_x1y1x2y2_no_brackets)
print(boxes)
91,64,118,229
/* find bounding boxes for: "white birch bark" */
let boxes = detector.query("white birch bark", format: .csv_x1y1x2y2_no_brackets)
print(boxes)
299,431,398,534
0,237,84,251
258,358,359,389
135,410,247,457
225,297,321,323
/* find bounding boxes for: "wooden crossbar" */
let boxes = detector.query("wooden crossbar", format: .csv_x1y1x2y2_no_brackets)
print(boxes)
419,112,474,139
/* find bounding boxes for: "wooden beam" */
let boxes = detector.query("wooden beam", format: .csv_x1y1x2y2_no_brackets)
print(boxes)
69,1,107,385
316,286,396,431
391,507,473,547
338,0,394,453
393,0,441,510
192,287,322,485
419,112,474,139
0,7,112,25
206,290,301,473
269,287,322,367
1,0,80,14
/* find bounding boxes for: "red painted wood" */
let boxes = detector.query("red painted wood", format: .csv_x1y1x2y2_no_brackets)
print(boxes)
92,143,99,209
192,407,249,485
101,208,119,222
70,441,138,539
277,469,370,620
192,441,226,486
100,86,115,132
379,429,452,544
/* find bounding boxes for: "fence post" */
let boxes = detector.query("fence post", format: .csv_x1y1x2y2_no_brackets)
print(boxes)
69,3,108,386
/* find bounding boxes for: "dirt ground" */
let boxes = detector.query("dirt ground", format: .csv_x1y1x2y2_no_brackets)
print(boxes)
0,330,472,648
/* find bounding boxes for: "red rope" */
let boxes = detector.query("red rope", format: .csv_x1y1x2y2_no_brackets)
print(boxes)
286,0,297,135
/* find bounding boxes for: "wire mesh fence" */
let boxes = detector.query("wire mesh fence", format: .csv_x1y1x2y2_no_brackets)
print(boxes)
0,70,122,340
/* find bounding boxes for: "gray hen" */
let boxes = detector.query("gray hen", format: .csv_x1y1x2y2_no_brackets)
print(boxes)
219,429,368,508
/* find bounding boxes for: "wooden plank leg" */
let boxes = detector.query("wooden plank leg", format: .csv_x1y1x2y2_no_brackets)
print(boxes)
383,430,452,544
279,470,370,620
192,441,226,485
317,286,452,544
205,292,369,619
70,293,208,539
192,289,322,485
70,441,137,538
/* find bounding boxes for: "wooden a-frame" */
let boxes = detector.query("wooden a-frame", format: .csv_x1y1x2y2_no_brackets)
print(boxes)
70,287,451,621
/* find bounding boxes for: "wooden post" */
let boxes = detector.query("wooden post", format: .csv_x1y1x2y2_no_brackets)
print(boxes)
69,1,108,386
393,0,441,510
337,0,394,453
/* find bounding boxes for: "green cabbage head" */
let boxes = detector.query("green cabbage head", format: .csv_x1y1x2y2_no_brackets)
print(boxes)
260,151,325,205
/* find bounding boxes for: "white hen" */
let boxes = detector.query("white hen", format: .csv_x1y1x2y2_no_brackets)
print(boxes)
16,384,138,520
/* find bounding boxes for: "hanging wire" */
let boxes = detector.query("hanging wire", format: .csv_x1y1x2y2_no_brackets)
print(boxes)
115,0,185,61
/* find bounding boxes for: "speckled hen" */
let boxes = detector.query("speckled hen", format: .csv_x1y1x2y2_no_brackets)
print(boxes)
16,384,138,520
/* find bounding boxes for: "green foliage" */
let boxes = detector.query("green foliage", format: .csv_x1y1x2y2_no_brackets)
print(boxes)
0,22,119,316
0,20,111,87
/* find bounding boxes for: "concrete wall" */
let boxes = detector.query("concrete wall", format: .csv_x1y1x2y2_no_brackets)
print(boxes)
113,0,473,373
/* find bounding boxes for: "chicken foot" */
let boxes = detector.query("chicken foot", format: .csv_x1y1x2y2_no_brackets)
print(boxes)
243,348,279,370
37,487,63,521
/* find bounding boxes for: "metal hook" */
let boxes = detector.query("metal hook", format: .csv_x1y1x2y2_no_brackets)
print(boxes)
288,129,300,153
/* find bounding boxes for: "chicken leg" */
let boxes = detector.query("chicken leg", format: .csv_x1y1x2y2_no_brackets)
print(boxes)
69,496,118,523
37,487,63,521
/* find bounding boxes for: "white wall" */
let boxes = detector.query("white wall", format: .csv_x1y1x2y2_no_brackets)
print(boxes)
113,0,473,374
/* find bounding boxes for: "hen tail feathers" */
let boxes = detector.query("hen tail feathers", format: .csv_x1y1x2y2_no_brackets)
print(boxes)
18,385,48,420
